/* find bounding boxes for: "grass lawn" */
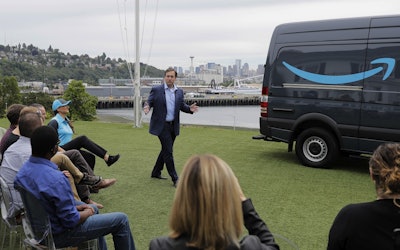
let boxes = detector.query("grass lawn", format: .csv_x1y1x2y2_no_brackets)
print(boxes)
0,118,374,250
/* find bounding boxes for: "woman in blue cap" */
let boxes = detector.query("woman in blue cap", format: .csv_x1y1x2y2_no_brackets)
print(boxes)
48,99,120,168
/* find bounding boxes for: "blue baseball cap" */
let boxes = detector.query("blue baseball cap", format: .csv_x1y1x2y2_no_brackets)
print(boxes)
52,99,71,111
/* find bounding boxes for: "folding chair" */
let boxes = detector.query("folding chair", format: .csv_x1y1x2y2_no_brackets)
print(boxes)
16,185,98,250
0,176,24,250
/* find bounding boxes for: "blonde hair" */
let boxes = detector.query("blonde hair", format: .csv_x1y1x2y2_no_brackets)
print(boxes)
169,154,243,250
20,106,40,116
19,106,44,124
369,143,400,196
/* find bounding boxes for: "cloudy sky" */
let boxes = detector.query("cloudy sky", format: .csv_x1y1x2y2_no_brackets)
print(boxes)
1,0,399,71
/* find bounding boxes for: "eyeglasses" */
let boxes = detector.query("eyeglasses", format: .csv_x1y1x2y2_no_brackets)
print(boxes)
35,110,45,123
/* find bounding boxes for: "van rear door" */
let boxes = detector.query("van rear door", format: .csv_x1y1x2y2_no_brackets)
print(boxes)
360,16,400,153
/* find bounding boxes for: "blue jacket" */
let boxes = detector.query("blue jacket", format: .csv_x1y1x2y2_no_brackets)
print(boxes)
147,83,192,136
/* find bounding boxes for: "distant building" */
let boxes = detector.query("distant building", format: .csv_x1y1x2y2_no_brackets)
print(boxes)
98,77,163,86
235,59,242,77
197,64,223,85
85,86,152,99
242,63,250,77
18,81,44,89
176,67,183,75
256,64,265,75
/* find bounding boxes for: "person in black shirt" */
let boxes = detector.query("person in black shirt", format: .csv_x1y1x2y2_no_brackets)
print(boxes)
328,143,400,250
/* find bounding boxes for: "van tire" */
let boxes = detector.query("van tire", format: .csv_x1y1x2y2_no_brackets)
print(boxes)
295,128,338,168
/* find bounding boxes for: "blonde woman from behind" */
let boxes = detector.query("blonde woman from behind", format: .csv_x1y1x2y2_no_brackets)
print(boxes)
149,154,280,250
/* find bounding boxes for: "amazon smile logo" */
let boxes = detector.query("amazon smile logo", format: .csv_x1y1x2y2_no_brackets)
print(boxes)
282,58,395,84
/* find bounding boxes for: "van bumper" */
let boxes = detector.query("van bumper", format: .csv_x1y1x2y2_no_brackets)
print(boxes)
254,117,279,141
259,117,271,137
258,117,290,142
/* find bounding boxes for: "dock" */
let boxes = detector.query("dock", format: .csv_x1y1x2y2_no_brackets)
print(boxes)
96,94,260,109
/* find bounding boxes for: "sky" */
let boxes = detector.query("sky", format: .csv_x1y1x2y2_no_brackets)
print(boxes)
1,0,399,71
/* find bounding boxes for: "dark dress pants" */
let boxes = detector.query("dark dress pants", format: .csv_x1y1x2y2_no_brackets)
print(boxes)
151,122,178,182
63,149,95,200
61,135,105,169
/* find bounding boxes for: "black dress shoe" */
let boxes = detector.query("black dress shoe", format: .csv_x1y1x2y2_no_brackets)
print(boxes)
106,154,120,166
151,175,168,180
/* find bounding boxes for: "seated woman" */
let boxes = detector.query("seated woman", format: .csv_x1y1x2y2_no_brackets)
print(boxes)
149,154,280,250
48,99,120,168
328,143,400,250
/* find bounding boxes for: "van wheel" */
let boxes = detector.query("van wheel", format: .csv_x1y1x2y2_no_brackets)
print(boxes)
295,128,338,168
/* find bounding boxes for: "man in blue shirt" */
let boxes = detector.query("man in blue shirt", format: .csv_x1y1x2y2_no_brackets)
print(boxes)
15,126,136,250
144,67,198,187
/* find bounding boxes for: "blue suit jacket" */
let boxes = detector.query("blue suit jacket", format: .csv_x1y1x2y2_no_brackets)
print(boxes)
147,84,192,136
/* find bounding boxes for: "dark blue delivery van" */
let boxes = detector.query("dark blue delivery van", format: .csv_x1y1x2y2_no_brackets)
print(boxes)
257,15,400,168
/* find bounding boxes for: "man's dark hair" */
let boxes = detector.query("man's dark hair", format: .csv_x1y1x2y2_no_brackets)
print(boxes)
31,126,58,157
6,104,26,125
165,67,178,77
19,112,42,138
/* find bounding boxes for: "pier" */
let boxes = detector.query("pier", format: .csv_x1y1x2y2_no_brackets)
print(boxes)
96,94,260,109
86,84,261,109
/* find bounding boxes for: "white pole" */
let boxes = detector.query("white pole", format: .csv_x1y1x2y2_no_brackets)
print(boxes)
133,0,142,127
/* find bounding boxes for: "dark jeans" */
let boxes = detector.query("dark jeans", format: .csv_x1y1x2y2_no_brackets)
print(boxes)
151,122,178,182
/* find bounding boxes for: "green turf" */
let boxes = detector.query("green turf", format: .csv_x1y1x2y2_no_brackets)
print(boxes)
0,118,374,250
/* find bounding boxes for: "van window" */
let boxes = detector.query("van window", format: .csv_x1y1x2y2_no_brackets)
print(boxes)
274,44,366,86
272,44,366,101
364,42,400,102
359,41,400,148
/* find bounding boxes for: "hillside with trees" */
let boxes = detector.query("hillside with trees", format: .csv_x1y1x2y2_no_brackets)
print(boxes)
0,43,164,84
0,76,96,120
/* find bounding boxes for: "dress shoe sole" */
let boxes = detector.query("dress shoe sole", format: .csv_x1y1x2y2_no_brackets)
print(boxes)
94,179,117,189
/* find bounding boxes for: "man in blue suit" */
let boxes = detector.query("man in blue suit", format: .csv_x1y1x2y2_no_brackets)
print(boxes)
144,67,198,187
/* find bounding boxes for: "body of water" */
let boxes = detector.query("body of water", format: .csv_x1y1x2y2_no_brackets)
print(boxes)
96,106,260,129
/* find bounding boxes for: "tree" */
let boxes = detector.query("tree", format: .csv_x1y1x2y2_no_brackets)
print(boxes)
22,92,55,118
63,80,97,121
0,76,22,117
